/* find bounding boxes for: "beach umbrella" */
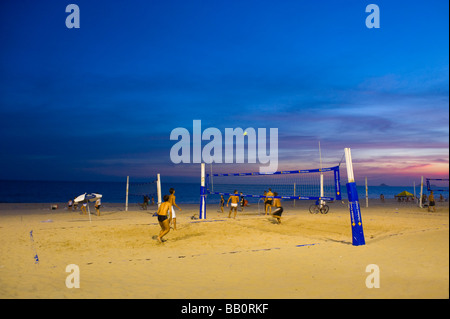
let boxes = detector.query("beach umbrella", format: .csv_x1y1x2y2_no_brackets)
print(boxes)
395,191,414,197
73,193,100,223
74,193,102,203
74,193,88,203
86,193,102,202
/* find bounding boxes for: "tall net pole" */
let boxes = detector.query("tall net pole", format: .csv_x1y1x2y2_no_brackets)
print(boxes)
156,174,162,208
344,148,365,246
125,176,129,212
419,176,423,208
199,163,207,219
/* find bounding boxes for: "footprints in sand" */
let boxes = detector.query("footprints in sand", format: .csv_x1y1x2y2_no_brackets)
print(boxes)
84,243,318,266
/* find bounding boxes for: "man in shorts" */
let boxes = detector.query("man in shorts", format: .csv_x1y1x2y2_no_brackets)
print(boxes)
95,197,102,216
220,195,225,213
428,191,436,212
227,190,240,219
265,188,274,215
80,202,88,215
168,188,182,230
271,192,283,224
156,195,172,243
239,192,246,212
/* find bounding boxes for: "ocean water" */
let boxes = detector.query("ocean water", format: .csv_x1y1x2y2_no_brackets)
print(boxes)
0,180,200,204
0,180,446,204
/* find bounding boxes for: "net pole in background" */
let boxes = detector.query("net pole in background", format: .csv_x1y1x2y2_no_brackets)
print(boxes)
156,174,162,208
365,177,369,208
419,176,423,208
344,148,365,246
125,176,129,212
199,163,207,219
293,182,296,207
319,141,324,206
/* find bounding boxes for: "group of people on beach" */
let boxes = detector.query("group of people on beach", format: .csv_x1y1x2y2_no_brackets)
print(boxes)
380,190,444,212
220,188,283,224
67,198,102,216
155,187,284,243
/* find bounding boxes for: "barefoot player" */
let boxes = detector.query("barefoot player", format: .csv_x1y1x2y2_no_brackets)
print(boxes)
271,192,283,224
168,188,182,230
227,190,240,219
156,195,172,243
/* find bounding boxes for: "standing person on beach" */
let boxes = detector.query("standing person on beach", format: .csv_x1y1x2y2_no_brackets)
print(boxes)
95,198,101,216
271,192,283,224
422,193,428,205
80,202,87,215
220,195,225,213
67,199,73,211
156,195,172,243
168,188,182,230
239,192,245,212
227,190,239,219
227,190,240,219
265,188,274,215
141,195,149,210
428,191,436,212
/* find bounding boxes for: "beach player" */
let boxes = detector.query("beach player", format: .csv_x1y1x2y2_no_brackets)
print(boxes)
67,199,73,211
227,190,240,219
80,202,88,215
265,188,274,215
271,192,283,224
95,197,101,216
156,195,172,243
220,195,225,213
240,192,245,212
428,191,436,212
168,188,182,230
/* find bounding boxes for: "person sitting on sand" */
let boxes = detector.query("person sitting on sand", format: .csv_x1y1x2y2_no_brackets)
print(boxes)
156,195,172,243
227,190,240,219
271,192,283,224
168,188,182,230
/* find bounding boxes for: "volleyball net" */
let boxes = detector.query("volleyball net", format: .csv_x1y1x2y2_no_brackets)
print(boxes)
128,180,158,199
125,174,161,210
426,178,449,193
199,148,365,246
206,166,342,202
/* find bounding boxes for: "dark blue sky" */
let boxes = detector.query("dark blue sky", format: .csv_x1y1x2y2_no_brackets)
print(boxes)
0,0,448,185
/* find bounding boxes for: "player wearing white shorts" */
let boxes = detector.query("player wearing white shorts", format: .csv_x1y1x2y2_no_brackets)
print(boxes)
227,190,240,219
168,188,182,230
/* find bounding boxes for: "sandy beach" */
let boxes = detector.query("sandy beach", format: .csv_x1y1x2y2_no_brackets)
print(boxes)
0,199,448,299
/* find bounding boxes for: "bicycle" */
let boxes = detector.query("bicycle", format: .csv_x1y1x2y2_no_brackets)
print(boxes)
309,201,329,214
